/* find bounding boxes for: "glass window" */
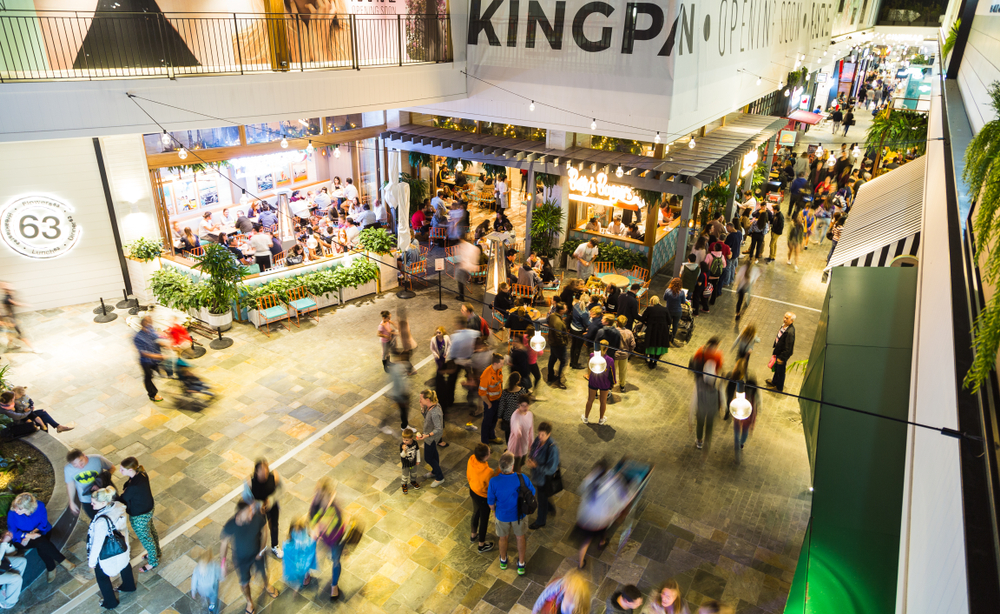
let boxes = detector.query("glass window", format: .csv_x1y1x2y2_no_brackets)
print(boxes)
324,114,364,134
246,118,322,144
358,137,379,204
142,126,240,155
480,122,545,141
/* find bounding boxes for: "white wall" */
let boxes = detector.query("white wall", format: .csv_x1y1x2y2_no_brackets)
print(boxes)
99,134,161,246
957,6,1000,134
0,63,467,143
0,138,126,309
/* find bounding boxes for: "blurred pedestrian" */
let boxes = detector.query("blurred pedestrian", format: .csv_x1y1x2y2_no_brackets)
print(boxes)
766,312,796,392
387,356,411,431
7,493,75,583
690,345,724,451
134,316,164,402
190,550,222,614
583,340,615,425
732,325,759,362
574,460,629,568
546,302,569,387
726,359,762,463
607,584,643,613
733,259,761,320
614,316,635,393
377,311,397,371
498,372,524,443
507,394,535,472
479,354,505,445
282,517,318,589
488,452,535,576
532,569,592,613
569,293,592,369
119,457,161,572
418,390,446,486
527,422,560,530
466,443,497,553
0,532,26,609
508,334,532,397
399,429,421,494
308,479,345,601
0,282,35,353
245,459,283,559
87,486,137,609
648,579,691,614
222,501,278,612
640,296,671,368
522,327,544,392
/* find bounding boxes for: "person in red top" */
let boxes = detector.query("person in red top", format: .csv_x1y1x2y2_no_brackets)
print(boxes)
692,337,724,375
708,238,731,260
410,208,426,231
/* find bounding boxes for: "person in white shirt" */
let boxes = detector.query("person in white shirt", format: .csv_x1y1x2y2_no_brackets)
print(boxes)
314,187,331,210
358,204,377,228
348,200,364,223
430,189,447,216
573,238,600,279
199,212,220,243
249,225,274,271
495,175,508,210
343,178,359,202
288,196,310,223
0,533,27,609
345,219,362,247
605,215,627,236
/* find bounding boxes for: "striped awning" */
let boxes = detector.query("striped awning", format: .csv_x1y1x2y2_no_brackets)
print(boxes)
825,155,925,271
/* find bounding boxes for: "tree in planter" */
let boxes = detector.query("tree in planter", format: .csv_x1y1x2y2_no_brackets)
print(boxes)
965,82,1000,390
529,200,565,259
192,243,244,318
865,108,929,158
697,180,732,228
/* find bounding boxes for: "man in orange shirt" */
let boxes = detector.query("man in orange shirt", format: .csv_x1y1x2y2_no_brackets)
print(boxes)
467,443,498,553
479,354,504,445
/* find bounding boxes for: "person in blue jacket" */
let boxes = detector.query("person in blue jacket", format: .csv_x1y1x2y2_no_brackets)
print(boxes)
7,493,75,582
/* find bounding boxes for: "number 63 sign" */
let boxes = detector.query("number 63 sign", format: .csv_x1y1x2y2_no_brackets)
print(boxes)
1,196,81,259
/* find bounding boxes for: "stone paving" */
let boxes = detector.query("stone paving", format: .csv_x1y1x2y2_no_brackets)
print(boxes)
1,189,834,614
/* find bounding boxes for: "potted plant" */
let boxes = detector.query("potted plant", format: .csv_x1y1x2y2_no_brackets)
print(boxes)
150,268,200,312
529,200,565,262
358,228,398,291
339,258,381,302
191,243,243,330
124,237,164,303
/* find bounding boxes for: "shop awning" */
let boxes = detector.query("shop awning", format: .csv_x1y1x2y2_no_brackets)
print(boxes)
381,114,786,192
826,155,925,271
788,110,822,125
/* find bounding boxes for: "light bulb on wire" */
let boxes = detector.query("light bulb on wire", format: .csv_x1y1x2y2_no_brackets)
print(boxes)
654,132,660,144
756,77,762,85
455,160,464,172
161,130,171,146
334,145,341,158
529,330,546,352
688,138,695,149
280,135,289,149
529,100,535,112
615,165,624,178
590,118,597,130
783,89,790,97
306,140,314,154
178,148,188,160
589,353,606,374
729,382,753,420
240,190,249,206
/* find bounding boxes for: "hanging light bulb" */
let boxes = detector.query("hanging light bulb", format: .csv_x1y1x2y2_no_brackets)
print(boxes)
654,131,660,144
816,145,824,156
729,382,753,420
529,330,546,352
529,100,535,112
590,118,597,130
615,165,624,178
566,159,572,170
783,89,790,97
161,130,171,146
306,140,314,154
240,190,249,206
280,135,289,149
589,353,607,374
756,77,762,86
178,148,188,160
334,145,341,158
455,160,464,172
688,138,695,149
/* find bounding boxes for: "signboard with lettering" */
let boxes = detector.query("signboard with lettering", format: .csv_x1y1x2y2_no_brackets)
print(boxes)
567,168,643,209
0,196,81,259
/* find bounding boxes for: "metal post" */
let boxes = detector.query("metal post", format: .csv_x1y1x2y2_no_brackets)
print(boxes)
233,13,244,75
397,15,403,66
295,16,304,71
350,15,360,70
672,190,695,278
433,270,448,310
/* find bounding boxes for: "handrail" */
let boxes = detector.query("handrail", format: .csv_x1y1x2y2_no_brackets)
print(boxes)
0,11,452,82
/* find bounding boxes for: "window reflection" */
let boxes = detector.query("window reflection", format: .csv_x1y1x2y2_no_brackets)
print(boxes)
142,126,241,155
246,118,322,144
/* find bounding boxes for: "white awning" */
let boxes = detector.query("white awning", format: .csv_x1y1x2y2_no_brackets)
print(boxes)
826,155,925,270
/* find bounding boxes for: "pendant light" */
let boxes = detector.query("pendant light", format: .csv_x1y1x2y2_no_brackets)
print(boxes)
756,77,762,86
654,132,660,144
306,140,314,154
280,135,289,149
240,190,249,206
161,130,171,146
178,148,188,160
334,145,341,158
529,330,546,352
615,165,624,178
529,100,535,112
589,352,606,374
729,381,753,420
688,138,696,149
590,118,597,130
455,160,464,172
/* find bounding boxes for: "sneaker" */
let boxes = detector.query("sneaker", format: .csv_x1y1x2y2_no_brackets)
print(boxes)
696,440,704,449
499,557,508,570
424,472,435,479
599,417,607,425
271,546,283,559
431,479,445,488
477,542,495,553
517,561,526,575
402,483,409,495
410,481,421,490
489,437,504,444
47,569,56,583
619,385,625,393
765,379,774,386
581,414,589,424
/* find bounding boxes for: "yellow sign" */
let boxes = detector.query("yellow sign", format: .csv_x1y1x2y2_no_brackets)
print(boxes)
567,168,643,209
741,150,759,177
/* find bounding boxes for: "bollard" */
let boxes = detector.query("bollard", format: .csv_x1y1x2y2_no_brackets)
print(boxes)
93,298,118,323
209,328,234,350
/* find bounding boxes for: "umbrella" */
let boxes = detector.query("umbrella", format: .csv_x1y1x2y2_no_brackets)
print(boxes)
383,150,411,249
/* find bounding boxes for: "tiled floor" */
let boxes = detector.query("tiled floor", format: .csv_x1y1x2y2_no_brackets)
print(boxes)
3,166,838,614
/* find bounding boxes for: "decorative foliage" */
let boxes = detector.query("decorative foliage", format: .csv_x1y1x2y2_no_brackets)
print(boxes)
444,157,470,172
697,179,733,227
241,257,380,304
150,267,201,311
0,364,10,393
164,160,232,176
596,242,646,271
192,243,245,316
482,163,507,178
529,200,565,259
124,237,163,262
561,238,583,256
591,137,644,155
964,82,1000,390
910,54,933,66
943,18,961,58
407,152,432,170
864,108,929,155
536,173,560,189
358,228,396,255
636,190,663,209
399,172,428,210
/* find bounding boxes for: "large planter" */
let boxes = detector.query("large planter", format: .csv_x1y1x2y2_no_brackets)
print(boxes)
126,258,161,303
341,280,378,303
315,292,340,309
205,311,233,331
374,252,399,292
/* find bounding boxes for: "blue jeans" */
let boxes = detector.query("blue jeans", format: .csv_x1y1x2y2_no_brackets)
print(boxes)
424,439,444,481
328,542,344,586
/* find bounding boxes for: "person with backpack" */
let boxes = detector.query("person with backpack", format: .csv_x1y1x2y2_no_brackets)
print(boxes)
767,208,784,264
704,244,727,306
487,452,536,576
87,486,137,609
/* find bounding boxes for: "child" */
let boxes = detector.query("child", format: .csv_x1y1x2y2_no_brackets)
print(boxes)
176,359,213,396
282,517,318,588
190,550,222,613
400,429,421,494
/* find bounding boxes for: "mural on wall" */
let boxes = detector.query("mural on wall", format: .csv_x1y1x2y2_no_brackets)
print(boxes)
71,0,199,70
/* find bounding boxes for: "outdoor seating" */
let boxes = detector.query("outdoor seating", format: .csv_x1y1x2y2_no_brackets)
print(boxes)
287,286,318,327
256,294,288,336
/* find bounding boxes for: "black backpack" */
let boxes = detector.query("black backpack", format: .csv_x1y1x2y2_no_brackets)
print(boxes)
516,474,537,518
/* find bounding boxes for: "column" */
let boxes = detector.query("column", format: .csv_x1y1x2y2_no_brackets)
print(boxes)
672,186,696,277
724,163,739,221
545,131,574,250
524,168,535,253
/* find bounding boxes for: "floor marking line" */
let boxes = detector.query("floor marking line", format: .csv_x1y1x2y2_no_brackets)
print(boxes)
722,289,821,313
52,354,434,614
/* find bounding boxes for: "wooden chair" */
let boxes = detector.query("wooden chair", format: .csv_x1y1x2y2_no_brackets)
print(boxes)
628,266,650,286
400,258,427,292
256,294,288,336
512,284,534,302
470,263,487,284
287,286,318,327
272,251,286,268
265,224,279,234
542,272,564,294
594,261,616,275
430,227,448,247
183,246,205,258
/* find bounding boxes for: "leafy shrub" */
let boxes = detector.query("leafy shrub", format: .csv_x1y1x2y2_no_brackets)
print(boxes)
124,237,163,262
358,228,396,255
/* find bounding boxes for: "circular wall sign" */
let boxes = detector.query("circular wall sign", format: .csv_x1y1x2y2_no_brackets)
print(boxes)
0,196,81,259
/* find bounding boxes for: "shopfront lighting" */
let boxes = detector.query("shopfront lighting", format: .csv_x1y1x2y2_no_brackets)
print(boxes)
591,118,597,130
178,148,188,160
529,330,546,352
688,138,695,149
589,353,606,374
615,165,624,178
729,382,753,420
334,145,341,158
654,131,660,144
280,136,289,149
161,130,171,146
529,100,535,112
566,159,572,170
306,140,314,154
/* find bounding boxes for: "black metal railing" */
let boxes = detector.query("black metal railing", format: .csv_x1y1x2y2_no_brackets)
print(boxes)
0,11,452,81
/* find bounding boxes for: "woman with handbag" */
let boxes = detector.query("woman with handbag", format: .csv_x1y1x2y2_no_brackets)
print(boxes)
526,422,560,530
309,479,346,602
87,486,136,609
118,457,161,573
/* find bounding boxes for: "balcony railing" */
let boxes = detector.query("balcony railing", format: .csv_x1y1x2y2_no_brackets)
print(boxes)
0,11,452,82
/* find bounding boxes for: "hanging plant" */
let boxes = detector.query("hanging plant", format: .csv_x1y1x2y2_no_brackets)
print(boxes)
444,157,470,172
636,190,662,209
164,160,232,176
482,163,507,177
964,82,1000,390
408,152,432,169
536,173,560,189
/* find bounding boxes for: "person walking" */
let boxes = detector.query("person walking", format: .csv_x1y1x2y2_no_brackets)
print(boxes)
418,389,446,486
786,210,804,270
647,580,692,614
507,395,535,472
746,211,767,263
222,501,278,613
843,110,855,136
87,486,138,610
583,340,615,424
546,302,569,388
607,585,644,613
479,354,505,445
281,517,318,589
467,443,497,553
65,449,115,520
727,359,762,463
690,340,724,450
662,279,686,344
133,316,164,402
245,459,283,559
308,479,346,601
830,107,843,134
614,316,636,393
532,570,592,614
574,460,630,568
733,260,761,320
7,493,75,583
377,311,398,372
827,215,845,265
118,457,161,573
0,282,35,353
526,422,560,530
487,452,535,576
399,429,421,494
705,243,727,305
569,293,593,369
766,312,797,392
387,356,411,432
0,532,27,609
497,373,525,443
640,296,672,367
767,208,784,263
694,261,712,314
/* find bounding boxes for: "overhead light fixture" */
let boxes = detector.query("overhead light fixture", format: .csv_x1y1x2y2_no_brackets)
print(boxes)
589,352,606,374
240,190,249,206
529,100,535,112
615,165,624,178
729,382,753,420
280,136,289,149
591,118,597,130
756,77,762,85
306,140,314,154
160,130,170,146
784,89,790,97
688,138,695,149
529,330,546,352
178,148,188,160
334,145,341,158
455,160,464,172
654,131,660,144
816,144,824,156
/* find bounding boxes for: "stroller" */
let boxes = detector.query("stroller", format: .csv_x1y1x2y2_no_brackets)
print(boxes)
169,357,214,411
673,302,695,345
